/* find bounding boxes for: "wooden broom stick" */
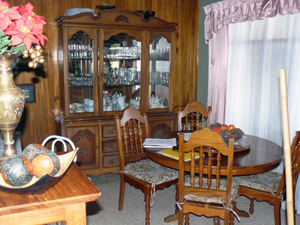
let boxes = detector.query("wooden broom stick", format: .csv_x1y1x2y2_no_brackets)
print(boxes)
279,69,294,225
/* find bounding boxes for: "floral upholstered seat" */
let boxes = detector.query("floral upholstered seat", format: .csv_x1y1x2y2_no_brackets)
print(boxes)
233,171,281,195
124,159,179,206
184,177,239,204
124,159,179,185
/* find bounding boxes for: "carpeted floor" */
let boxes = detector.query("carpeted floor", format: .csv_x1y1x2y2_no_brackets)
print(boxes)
86,173,300,225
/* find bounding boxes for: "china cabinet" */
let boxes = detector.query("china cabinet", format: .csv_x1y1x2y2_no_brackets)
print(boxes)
56,9,178,175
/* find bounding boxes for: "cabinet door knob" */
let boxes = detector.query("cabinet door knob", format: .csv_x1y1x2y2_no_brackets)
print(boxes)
96,146,99,149
106,130,116,134
107,159,117,164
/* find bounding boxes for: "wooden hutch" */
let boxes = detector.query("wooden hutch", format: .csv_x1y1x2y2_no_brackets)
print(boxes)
56,9,178,176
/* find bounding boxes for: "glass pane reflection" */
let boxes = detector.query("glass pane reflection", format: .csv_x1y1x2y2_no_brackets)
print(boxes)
149,35,170,109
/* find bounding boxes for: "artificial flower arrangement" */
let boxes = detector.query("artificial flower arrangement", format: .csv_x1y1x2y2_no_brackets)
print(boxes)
0,0,48,67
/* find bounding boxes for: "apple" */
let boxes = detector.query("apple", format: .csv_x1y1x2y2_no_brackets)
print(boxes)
220,124,228,131
227,124,236,131
213,127,221,133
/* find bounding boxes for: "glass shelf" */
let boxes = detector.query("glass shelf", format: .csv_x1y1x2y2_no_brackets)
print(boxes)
149,35,170,109
102,34,141,112
68,31,95,114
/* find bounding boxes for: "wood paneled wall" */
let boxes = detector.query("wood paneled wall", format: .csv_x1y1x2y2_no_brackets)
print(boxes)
7,0,199,147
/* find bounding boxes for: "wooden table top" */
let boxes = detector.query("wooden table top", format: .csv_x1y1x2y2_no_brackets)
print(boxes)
145,134,284,176
0,163,101,215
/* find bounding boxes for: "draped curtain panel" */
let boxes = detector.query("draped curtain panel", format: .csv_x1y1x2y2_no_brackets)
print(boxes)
225,12,300,213
203,0,300,123
207,27,228,124
204,0,300,214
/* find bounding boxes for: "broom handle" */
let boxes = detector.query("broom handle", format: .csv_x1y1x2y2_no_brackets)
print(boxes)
279,69,294,225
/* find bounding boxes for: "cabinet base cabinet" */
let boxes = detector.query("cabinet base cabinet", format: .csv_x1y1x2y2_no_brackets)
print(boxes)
60,114,177,176
66,124,100,171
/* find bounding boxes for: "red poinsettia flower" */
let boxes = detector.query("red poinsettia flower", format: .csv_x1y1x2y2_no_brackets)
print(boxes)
5,18,40,50
18,3,46,26
0,0,48,53
0,5,21,31
0,0,9,10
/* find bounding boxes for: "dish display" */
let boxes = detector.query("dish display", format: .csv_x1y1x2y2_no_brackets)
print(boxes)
96,4,116,10
0,148,78,194
136,10,155,19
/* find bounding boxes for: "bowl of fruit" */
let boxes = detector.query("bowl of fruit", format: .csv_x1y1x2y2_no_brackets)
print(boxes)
210,123,249,151
0,144,78,194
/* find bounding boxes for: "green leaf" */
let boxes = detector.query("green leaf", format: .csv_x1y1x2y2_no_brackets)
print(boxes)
11,43,25,54
0,36,12,50
0,46,8,54
0,29,4,38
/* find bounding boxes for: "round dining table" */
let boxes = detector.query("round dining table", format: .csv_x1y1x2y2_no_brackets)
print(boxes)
144,132,284,223
145,133,284,176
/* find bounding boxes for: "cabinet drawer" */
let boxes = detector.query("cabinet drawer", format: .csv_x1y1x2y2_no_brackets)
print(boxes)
103,154,119,168
102,125,117,138
103,139,118,153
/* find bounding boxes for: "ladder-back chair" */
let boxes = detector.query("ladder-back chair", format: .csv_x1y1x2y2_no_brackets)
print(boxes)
115,106,179,225
177,127,238,225
231,131,300,225
178,101,211,131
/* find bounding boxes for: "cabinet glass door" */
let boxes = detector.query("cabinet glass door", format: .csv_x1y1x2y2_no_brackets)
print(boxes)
68,31,94,114
103,33,141,111
149,35,170,109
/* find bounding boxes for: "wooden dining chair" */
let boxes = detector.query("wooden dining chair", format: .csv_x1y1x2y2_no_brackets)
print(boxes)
114,106,179,225
177,101,212,131
231,131,300,225
177,127,238,225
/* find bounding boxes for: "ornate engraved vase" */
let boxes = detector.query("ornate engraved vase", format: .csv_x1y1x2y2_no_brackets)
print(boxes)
0,51,25,163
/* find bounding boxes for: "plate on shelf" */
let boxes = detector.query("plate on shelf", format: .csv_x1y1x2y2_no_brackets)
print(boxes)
136,10,155,19
96,4,115,10
75,110,85,113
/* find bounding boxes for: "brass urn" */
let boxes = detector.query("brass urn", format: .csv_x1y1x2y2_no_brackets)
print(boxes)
0,51,25,163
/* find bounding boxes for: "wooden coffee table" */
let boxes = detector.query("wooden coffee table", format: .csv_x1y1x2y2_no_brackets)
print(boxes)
145,133,284,222
0,163,101,225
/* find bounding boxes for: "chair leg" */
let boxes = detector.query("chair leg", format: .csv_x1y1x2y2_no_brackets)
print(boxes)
213,216,220,225
118,174,126,211
274,201,281,225
249,198,254,214
224,210,230,225
184,213,189,225
230,201,237,225
178,209,183,225
175,183,179,214
145,191,151,225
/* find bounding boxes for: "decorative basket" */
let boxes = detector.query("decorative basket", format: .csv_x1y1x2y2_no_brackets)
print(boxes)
0,148,78,194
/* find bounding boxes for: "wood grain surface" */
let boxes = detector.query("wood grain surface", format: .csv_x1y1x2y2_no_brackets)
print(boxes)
8,0,199,148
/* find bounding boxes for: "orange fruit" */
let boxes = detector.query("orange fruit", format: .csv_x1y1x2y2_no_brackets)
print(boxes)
220,124,228,131
227,124,236,131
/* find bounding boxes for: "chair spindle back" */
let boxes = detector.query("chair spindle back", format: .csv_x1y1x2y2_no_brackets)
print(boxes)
115,106,150,169
178,101,211,131
179,127,234,207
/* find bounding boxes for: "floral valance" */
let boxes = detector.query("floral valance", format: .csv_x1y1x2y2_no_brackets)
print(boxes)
204,0,300,43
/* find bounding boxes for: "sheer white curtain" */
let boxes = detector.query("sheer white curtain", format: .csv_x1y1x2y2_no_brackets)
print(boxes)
225,13,300,213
